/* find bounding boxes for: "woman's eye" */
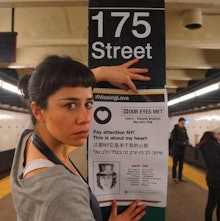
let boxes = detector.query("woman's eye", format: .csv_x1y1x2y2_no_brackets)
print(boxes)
86,101,94,109
66,103,76,109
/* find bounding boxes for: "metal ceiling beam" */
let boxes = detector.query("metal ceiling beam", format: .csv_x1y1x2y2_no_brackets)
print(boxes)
166,70,206,80
165,0,220,11
166,47,220,69
1,0,220,9
0,0,88,8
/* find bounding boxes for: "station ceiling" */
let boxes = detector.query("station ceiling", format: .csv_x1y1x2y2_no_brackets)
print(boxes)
0,0,220,115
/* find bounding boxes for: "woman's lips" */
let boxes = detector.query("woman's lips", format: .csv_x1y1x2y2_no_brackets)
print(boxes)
74,130,89,138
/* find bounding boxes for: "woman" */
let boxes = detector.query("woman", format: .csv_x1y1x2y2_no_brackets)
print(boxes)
198,128,220,221
10,55,148,221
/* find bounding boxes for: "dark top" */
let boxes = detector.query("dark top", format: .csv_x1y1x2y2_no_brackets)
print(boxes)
171,124,189,156
202,138,220,186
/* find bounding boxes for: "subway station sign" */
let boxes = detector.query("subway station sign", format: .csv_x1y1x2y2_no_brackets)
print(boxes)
88,0,165,87
88,1,167,220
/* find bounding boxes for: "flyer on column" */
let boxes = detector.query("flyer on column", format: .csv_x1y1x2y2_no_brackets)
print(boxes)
88,88,168,207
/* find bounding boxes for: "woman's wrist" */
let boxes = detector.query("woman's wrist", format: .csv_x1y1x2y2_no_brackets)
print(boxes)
92,66,108,82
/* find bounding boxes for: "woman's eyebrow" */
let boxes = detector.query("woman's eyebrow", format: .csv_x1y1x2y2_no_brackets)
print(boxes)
59,97,94,101
87,97,94,101
59,97,78,101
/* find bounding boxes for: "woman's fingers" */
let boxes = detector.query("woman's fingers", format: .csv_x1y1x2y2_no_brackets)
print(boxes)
122,200,147,220
121,58,148,74
129,202,147,220
109,200,147,221
111,200,118,216
121,58,140,68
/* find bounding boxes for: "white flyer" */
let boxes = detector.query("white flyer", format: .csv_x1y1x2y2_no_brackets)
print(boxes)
88,88,168,207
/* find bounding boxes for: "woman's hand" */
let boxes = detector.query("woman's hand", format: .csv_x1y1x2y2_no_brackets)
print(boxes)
92,59,150,93
108,200,147,221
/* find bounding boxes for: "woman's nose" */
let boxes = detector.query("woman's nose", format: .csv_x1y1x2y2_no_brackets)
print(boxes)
76,109,92,124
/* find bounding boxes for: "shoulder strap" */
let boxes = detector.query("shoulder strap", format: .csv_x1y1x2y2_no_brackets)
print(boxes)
31,133,62,165
31,132,87,183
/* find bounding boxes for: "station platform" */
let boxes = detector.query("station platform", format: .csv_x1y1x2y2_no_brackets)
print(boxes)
0,149,215,221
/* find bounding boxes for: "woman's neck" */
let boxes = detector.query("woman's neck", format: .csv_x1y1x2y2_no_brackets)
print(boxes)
35,128,69,160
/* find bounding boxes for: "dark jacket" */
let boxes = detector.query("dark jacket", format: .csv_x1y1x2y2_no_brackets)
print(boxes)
171,124,189,156
202,138,220,186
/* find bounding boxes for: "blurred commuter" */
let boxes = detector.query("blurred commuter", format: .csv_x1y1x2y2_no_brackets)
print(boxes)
198,128,220,221
10,55,149,221
171,117,189,183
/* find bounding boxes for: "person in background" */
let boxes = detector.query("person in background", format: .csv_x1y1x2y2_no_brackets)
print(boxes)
197,128,220,221
10,55,149,221
171,117,189,183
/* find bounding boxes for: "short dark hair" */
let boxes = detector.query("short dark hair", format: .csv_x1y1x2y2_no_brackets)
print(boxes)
197,131,214,150
18,55,96,125
178,117,186,122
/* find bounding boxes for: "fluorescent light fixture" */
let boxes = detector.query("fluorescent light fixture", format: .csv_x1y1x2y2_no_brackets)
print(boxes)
194,83,219,96
167,98,180,106
168,92,195,106
168,82,220,106
0,79,20,94
179,92,195,102
7,65,28,69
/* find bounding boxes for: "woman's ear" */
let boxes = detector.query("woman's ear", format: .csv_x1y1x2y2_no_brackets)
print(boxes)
31,102,45,122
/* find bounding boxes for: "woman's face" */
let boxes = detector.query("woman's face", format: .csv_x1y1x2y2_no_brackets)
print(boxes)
100,175,113,190
40,86,94,147
215,132,220,142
